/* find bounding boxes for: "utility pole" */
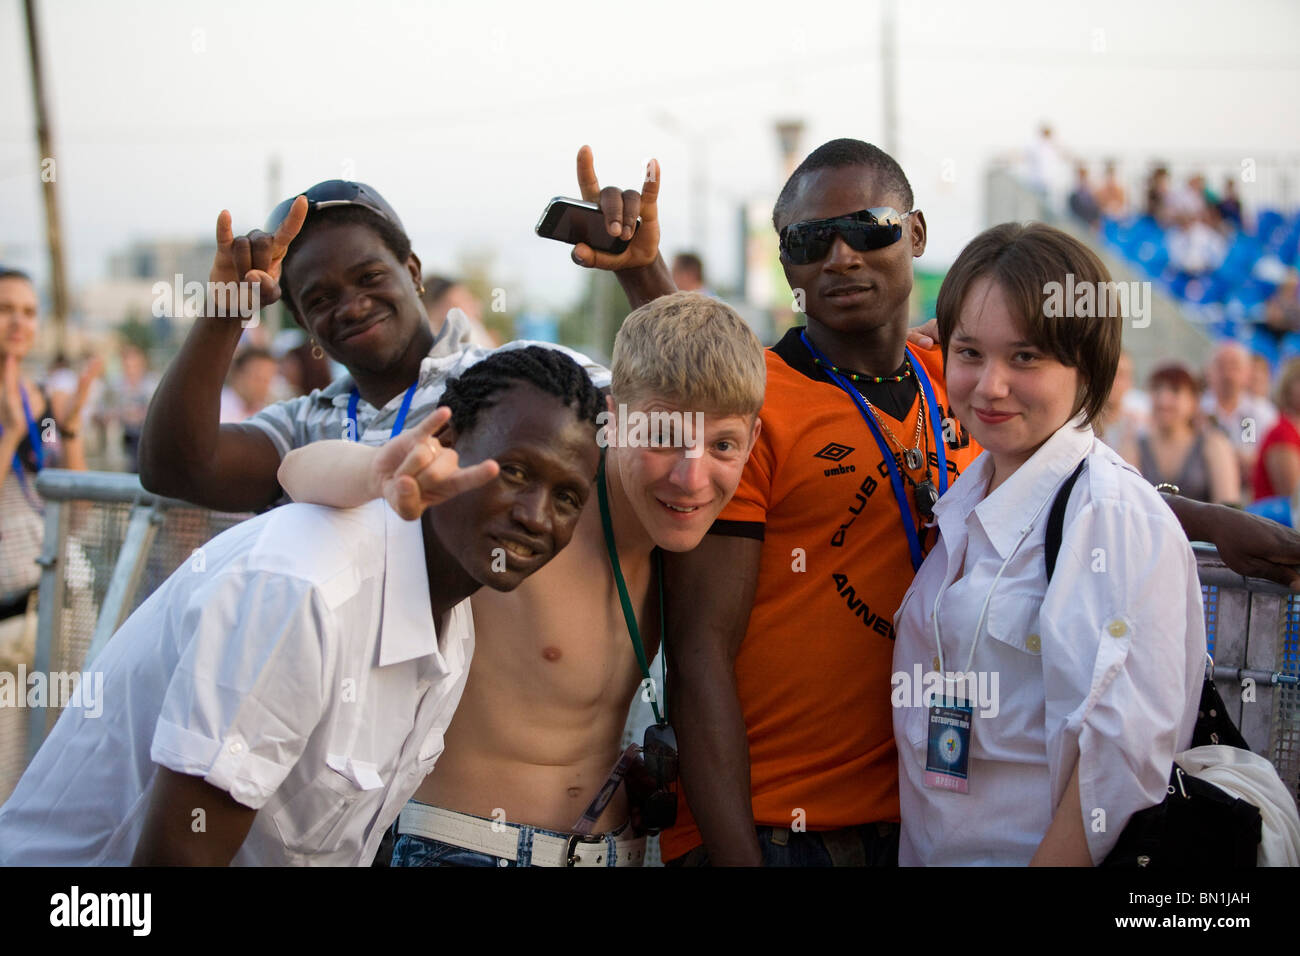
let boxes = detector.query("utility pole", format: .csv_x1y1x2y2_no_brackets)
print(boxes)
23,0,70,355
881,0,898,158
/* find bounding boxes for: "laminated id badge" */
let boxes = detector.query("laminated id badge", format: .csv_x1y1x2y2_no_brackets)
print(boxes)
924,699,972,794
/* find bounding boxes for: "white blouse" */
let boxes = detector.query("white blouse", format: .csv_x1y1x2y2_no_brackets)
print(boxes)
892,417,1205,865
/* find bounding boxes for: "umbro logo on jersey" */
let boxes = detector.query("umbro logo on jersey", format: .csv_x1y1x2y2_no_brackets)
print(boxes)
814,442,854,462
815,442,857,477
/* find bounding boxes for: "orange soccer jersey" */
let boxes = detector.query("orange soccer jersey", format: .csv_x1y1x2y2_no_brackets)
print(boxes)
661,327,981,862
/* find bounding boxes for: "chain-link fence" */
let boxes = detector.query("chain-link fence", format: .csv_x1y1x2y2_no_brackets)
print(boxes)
0,471,248,804
1197,544,1300,806
3,472,1297,846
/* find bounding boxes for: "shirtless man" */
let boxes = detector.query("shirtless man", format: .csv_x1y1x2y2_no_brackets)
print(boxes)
279,287,766,866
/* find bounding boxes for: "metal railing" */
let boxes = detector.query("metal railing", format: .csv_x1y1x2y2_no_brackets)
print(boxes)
0,471,250,797
3,471,1298,822
1195,543,1300,799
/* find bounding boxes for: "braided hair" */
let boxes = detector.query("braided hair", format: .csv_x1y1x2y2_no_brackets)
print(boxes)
440,346,603,436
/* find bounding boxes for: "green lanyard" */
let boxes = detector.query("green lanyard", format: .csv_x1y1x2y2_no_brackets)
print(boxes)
597,452,667,726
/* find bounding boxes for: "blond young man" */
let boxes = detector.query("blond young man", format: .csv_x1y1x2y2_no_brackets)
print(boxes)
278,291,765,866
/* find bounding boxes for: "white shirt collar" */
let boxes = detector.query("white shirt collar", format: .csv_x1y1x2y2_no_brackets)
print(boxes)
934,415,1094,560
377,503,441,667
974,416,1094,558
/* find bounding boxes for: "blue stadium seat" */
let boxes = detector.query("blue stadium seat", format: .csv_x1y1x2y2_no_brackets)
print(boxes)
1279,221,1300,267
1135,240,1169,278
1245,496,1292,528
1281,331,1300,363
1220,233,1264,277
1101,218,1123,247
1245,326,1280,365
1236,277,1279,309
1166,272,1192,300
1186,275,1230,305
1258,209,1285,245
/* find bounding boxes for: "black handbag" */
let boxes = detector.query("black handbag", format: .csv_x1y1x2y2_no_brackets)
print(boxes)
1044,461,1263,868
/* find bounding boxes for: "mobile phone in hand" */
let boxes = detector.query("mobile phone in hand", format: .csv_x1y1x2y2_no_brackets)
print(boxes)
535,197,639,255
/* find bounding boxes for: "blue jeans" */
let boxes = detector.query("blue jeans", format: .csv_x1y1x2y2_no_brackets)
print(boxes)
666,822,900,867
391,810,633,868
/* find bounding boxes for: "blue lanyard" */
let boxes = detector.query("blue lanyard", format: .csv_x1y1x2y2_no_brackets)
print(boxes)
3,384,43,472
800,330,948,572
346,381,418,442
1,385,45,510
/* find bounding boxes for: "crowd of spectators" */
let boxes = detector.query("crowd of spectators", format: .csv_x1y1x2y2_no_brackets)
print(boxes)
1099,341,1300,509
1045,136,1300,515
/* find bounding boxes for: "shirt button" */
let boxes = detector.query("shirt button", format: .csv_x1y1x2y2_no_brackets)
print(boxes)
1026,634,1041,653
932,656,941,671
228,741,243,755
1108,620,1128,638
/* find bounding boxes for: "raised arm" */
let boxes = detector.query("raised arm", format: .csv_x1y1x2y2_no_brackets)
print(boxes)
570,146,676,309
663,535,764,866
279,407,499,520
48,354,104,472
138,198,308,512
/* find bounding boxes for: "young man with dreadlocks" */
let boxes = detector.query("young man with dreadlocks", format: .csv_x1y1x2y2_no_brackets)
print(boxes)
279,290,766,867
0,347,603,866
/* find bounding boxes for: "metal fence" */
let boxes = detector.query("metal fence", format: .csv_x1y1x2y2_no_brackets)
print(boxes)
3,471,1297,839
1196,543,1300,802
0,470,249,803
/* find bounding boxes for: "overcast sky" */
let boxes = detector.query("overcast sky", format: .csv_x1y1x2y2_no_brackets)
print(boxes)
2,0,1298,314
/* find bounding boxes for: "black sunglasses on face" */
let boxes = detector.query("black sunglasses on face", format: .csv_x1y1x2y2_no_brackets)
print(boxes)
779,207,915,265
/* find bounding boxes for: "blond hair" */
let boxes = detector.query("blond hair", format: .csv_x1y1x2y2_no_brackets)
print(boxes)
612,291,765,417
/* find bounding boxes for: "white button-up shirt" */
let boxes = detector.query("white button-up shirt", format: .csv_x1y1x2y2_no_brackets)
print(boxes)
0,499,473,866
892,417,1204,865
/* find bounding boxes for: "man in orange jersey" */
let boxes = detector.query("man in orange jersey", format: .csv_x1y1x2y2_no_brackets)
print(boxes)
661,141,976,865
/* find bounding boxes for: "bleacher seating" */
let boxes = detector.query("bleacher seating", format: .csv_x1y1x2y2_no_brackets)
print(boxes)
1099,208,1300,368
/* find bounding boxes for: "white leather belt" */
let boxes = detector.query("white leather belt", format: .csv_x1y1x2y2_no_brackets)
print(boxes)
397,802,646,867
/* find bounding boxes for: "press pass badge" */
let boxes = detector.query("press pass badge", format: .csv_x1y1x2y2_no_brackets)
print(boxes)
924,699,973,794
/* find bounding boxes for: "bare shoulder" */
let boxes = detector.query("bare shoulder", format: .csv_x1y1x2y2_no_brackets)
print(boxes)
1201,427,1235,458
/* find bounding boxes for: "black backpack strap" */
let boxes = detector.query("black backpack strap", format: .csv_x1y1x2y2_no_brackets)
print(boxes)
1045,459,1087,583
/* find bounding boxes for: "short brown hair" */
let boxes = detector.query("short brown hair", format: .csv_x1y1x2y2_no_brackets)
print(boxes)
612,291,765,418
935,222,1121,428
1148,362,1200,395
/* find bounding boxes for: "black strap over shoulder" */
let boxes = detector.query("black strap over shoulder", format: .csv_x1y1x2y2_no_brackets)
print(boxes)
1044,459,1087,583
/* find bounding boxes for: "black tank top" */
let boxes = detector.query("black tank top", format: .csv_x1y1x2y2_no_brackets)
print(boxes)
1137,431,1212,502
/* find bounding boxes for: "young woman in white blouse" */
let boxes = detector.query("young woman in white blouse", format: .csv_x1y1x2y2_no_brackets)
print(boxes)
892,223,1206,866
